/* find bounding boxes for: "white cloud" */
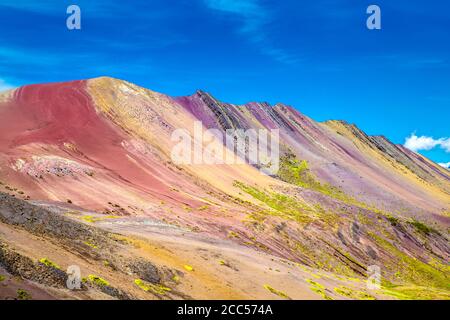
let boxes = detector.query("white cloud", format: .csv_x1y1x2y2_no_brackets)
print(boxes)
404,133,450,153
438,162,450,169
440,139,450,153
0,79,14,92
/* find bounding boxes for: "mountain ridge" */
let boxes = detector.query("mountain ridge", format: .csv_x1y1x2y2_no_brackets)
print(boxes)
0,77,448,300
0,75,437,158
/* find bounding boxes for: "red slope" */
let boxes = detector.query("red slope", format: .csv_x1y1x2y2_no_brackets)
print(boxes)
0,80,109,149
0,81,205,210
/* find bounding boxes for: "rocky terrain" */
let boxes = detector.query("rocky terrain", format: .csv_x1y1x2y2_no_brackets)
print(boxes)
0,77,448,300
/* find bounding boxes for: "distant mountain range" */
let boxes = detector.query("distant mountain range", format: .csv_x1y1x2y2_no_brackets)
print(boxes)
0,77,448,300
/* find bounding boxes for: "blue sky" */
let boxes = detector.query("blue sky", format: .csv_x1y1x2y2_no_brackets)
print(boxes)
0,0,449,164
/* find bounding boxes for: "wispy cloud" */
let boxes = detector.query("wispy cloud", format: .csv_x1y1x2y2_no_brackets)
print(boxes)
0,1,171,18
263,48,302,65
404,133,450,153
202,0,298,64
369,54,450,70
203,0,267,33
0,1,61,14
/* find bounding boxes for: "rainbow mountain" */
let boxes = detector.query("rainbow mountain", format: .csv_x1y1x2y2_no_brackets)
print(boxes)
0,77,448,300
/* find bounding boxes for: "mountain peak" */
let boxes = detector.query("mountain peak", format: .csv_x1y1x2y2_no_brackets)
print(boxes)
87,75,134,87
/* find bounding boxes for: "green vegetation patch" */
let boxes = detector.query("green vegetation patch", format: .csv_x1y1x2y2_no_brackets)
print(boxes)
381,285,450,300
38,258,61,270
79,214,119,223
84,241,98,249
263,284,290,299
333,286,375,300
87,275,109,287
408,219,438,236
183,265,194,271
234,181,315,223
227,231,239,238
369,233,448,290
277,154,406,224
134,279,171,295
306,279,333,300
81,215,102,223
277,154,357,204
17,289,32,300
386,215,400,227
